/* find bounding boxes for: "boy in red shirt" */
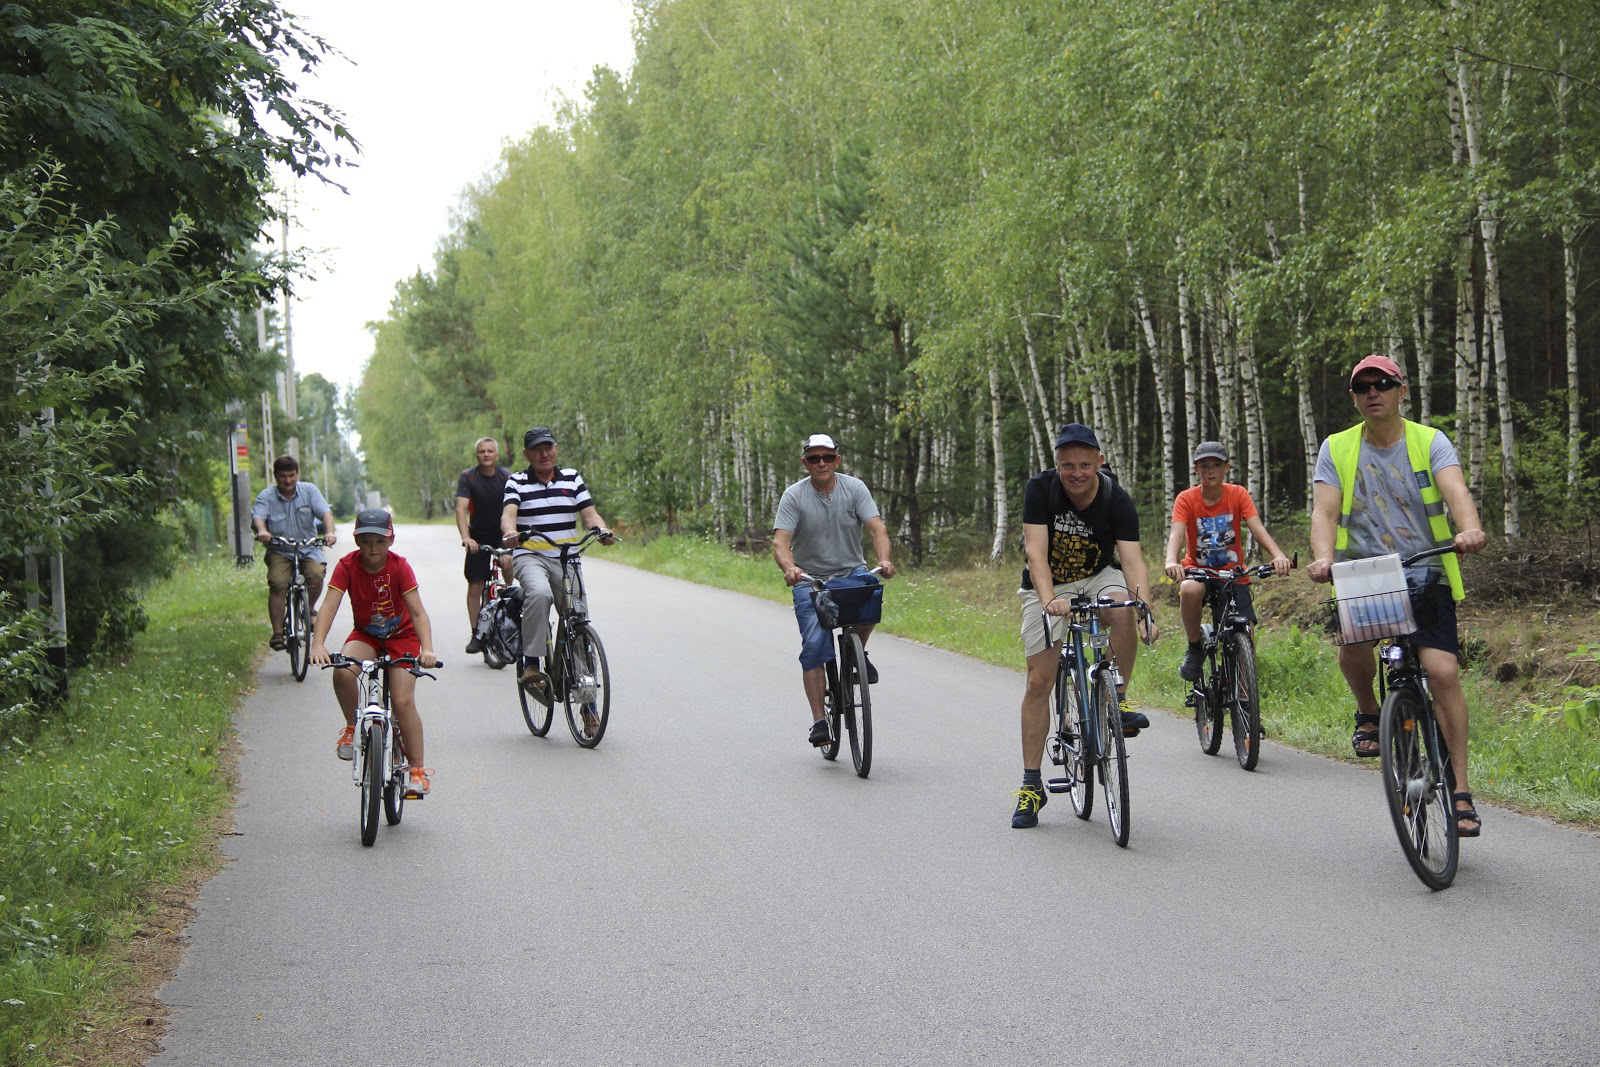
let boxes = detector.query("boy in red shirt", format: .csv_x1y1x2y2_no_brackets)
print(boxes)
309,509,439,797
1163,442,1292,682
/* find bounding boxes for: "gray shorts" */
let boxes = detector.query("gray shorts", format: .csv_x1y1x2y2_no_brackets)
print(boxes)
1018,568,1131,658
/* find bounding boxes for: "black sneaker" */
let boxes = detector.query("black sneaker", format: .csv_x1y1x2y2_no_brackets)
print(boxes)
863,651,878,685
465,636,482,655
1179,641,1203,682
808,719,832,747
1011,783,1047,828
1119,698,1150,736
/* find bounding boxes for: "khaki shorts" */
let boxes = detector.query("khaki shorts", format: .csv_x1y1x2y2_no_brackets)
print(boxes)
265,552,326,592
1019,568,1131,657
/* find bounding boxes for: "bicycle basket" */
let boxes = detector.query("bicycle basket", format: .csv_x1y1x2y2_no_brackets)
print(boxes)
1329,554,1415,644
817,579,883,628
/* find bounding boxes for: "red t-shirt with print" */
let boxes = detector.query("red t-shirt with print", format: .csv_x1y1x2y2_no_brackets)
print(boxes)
328,551,419,641
1171,483,1259,578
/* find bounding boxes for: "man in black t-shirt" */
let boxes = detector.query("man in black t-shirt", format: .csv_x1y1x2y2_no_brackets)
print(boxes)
454,436,512,654
1011,423,1159,829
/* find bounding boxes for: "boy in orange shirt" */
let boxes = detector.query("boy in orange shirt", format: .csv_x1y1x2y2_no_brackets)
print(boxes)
309,509,439,797
1163,442,1292,682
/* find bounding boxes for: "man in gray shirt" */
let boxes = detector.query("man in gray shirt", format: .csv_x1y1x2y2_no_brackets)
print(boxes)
772,434,896,748
251,454,336,650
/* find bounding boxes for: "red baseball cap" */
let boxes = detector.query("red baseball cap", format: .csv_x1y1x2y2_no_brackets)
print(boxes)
1349,353,1403,387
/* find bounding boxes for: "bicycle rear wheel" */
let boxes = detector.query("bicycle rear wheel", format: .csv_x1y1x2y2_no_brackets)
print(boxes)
1095,666,1130,847
287,586,310,682
360,722,383,847
820,658,842,761
1193,653,1223,756
1059,664,1093,821
563,625,610,748
1225,632,1262,771
383,731,406,826
1380,687,1458,890
840,632,872,778
519,667,553,736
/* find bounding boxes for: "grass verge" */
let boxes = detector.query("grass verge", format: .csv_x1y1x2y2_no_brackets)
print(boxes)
608,534,1600,827
0,556,261,1066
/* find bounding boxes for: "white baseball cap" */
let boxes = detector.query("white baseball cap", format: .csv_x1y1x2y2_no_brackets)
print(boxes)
801,433,838,453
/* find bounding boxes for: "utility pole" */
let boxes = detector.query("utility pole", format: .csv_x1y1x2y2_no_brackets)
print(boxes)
227,401,254,567
281,214,300,460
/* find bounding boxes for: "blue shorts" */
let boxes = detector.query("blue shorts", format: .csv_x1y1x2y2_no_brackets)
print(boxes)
793,568,875,670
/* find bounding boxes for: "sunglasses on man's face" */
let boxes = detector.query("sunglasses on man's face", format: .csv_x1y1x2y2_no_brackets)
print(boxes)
804,453,840,465
1351,377,1402,394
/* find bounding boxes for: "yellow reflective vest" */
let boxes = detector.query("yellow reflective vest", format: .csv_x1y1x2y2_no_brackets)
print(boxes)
1327,419,1465,601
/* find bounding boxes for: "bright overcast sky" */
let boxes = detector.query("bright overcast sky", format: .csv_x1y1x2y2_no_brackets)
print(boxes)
275,0,637,395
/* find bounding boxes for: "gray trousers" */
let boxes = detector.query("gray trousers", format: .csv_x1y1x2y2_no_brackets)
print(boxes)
512,553,570,660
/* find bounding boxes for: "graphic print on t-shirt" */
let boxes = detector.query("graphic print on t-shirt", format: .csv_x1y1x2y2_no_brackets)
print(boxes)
1196,513,1240,568
362,571,402,638
1050,510,1102,582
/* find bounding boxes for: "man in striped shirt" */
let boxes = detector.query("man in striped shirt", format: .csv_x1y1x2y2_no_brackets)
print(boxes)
499,427,615,706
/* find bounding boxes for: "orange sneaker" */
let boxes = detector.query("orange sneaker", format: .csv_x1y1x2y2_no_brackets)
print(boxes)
335,724,355,761
404,766,432,798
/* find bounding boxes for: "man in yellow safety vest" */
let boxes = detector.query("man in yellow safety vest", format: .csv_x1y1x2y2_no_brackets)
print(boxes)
1308,354,1488,836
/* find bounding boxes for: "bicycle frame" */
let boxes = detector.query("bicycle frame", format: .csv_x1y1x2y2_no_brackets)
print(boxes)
348,661,398,789
1048,598,1119,766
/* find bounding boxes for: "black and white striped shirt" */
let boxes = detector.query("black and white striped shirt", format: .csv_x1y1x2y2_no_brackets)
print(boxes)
503,466,594,557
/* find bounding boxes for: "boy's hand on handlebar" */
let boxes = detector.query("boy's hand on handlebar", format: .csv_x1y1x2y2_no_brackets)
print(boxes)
1269,554,1293,575
418,650,438,669
1163,561,1184,582
309,642,330,667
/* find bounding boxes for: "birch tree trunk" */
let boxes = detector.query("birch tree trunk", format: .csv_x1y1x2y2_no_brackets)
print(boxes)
1213,287,1238,465
1558,54,1583,493
1176,247,1200,452
1017,308,1056,466
1412,296,1435,423
988,355,1010,564
1239,334,1266,510
1454,37,1518,537
1130,241,1176,504
1448,74,1485,500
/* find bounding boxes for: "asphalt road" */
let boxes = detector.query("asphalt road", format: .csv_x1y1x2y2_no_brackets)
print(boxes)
151,523,1600,1066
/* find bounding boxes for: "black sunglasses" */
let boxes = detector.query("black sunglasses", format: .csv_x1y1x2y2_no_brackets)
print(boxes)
1351,377,1402,394
804,453,840,465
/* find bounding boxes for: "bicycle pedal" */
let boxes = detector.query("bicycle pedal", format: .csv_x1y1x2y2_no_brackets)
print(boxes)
1045,778,1071,793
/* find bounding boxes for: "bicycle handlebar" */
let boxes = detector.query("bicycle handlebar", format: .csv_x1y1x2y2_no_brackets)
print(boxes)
795,565,887,588
322,653,444,677
269,536,326,548
515,526,620,555
1183,552,1298,583
1402,545,1457,568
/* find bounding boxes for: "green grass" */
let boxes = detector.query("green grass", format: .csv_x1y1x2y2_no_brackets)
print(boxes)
0,556,262,1066
610,535,1600,826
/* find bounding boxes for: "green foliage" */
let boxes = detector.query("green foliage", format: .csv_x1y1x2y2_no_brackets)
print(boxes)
1,1,356,666
349,0,1600,549
0,557,259,1065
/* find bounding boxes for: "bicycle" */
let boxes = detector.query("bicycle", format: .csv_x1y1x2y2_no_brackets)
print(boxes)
1328,545,1461,890
269,536,324,682
1183,556,1295,770
471,545,518,670
798,568,886,779
1044,591,1152,847
322,652,442,847
514,527,618,747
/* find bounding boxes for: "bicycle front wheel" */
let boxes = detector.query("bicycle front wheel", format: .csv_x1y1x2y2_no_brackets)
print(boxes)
1059,664,1093,821
1095,666,1130,847
563,625,610,748
1380,687,1458,890
840,632,872,778
360,722,383,847
1225,632,1262,771
287,586,310,682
